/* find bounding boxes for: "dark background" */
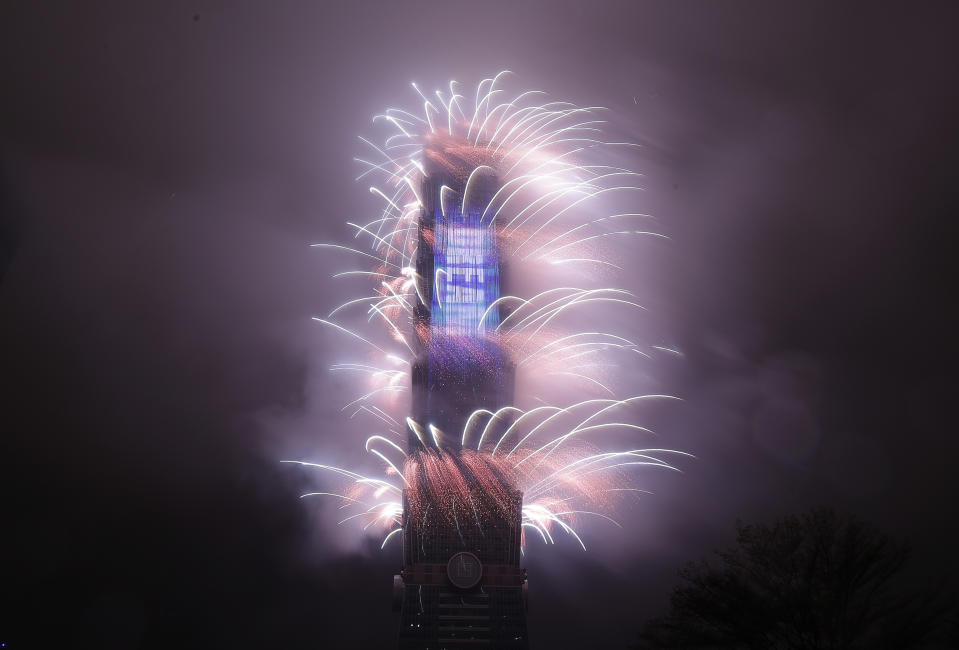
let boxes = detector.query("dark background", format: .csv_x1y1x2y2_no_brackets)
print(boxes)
2,1,958,648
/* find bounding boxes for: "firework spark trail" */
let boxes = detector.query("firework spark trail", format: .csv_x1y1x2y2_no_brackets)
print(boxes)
287,72,688,551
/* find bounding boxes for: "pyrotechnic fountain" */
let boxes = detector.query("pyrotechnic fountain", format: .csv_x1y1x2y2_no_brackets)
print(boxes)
285,71,689,649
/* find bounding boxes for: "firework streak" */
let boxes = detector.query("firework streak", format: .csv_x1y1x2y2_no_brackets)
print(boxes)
285,71,690,551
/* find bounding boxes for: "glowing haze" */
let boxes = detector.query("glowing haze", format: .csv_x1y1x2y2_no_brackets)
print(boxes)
285,71,690,552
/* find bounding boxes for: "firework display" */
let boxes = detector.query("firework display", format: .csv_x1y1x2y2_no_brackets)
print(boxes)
286,71,689,554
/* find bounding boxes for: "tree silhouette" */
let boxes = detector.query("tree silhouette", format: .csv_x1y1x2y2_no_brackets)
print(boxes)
635,507,952,649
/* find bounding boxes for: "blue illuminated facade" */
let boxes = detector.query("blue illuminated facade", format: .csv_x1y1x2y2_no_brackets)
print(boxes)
429,206,501,337
408,163,513,446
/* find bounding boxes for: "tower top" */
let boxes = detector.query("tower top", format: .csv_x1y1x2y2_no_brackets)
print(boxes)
422,133,501,182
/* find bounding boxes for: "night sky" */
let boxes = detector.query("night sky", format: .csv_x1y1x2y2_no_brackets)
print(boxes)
2,2,958,649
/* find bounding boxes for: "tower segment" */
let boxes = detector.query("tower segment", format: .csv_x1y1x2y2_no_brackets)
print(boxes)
396,138,529,649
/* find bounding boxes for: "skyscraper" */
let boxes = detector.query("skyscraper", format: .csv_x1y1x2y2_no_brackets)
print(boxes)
396,138,529,649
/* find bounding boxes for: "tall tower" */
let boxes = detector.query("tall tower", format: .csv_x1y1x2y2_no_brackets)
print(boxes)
395,139,529,649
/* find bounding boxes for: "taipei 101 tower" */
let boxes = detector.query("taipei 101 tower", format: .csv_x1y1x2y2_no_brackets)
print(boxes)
394,136,529,649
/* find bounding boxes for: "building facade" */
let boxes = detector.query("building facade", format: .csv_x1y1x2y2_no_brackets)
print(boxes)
396,143,529,650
